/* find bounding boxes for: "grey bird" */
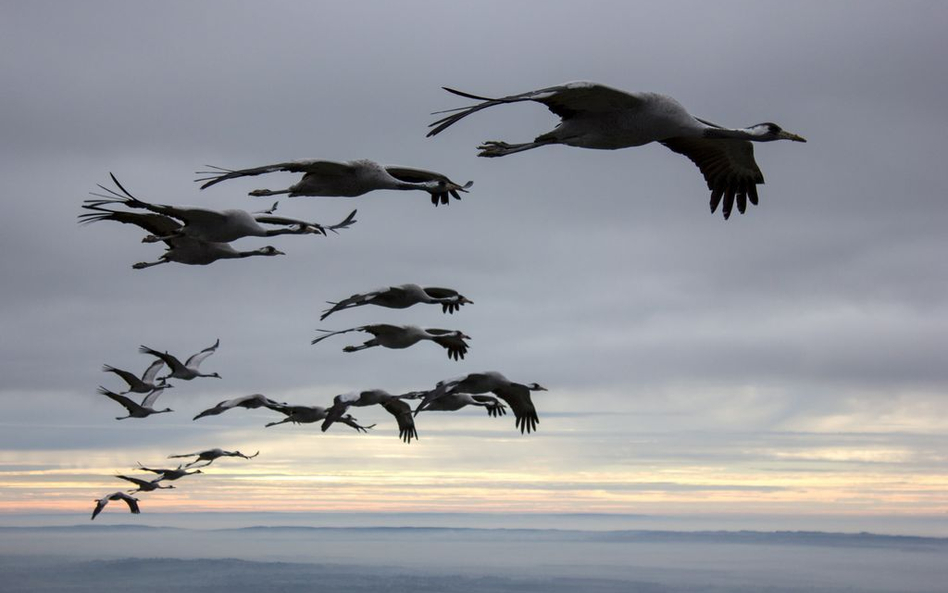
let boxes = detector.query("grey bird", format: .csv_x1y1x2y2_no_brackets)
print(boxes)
196,158,472,207
193,394,287,420
138,339,221,381
167,448,259,468
97,386,172,420
415,372,547,434
428,81,805,219
322,390,419,443
312,324,470,361
101,360,168,395
91,491,140,520
321,283,472,320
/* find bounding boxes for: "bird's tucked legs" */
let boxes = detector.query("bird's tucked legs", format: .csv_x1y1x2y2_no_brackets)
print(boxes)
132,260,167,269
249,188,290,197
477,140,551,157
342,343,374,353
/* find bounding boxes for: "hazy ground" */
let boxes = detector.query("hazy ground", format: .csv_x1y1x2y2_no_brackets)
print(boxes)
2,518,946,593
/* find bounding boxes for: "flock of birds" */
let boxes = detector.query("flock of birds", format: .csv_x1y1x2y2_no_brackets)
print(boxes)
82,81,804,518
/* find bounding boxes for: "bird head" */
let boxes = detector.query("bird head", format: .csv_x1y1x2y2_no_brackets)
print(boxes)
260,246,285,256
528,383,548,392
751,122,806,142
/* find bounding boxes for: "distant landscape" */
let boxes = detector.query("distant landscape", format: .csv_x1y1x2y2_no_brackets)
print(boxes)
2,521,946,593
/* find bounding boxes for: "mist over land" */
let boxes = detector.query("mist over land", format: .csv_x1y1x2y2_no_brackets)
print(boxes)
3,521,947,593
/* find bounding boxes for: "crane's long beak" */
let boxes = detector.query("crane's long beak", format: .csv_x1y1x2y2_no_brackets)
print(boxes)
778,130,806,142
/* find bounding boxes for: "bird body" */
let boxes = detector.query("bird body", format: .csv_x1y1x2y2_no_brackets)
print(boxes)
312,324,470,360
419,393,506,417
167,448,259,468
322,390,418,443
91,491,140,520
428,81,805,218
79,205,285,268
416,371,547,433
139,339,221,380
321,284,472,320
84,173,347,243
263,404,371,431
136,464,203,481
98,386,172,420
115,474,175,493
193,393,286,420
102,360,167,394
197,159,473,206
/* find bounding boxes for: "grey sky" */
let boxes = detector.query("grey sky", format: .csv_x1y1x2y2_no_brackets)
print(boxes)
1,1,946,521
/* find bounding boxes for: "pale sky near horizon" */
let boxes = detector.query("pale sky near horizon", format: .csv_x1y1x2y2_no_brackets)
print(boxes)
1,1,946,527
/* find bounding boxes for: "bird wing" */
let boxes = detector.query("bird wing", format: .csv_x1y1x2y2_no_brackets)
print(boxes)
196,160,356,190
311,326,371,345
140,388,166,408
381,399,418,443
660,136,764,220
118,493,141,513
115,474,149,487
384,166,473,206
102,365,144,390
362,324,406,337
427,330,469,361
85,174,223,225
320,286,392,320
428,81,644,137
493,384,539,434
97,386,137,412
138,346,186,373
140,360,165,384
136,464,166,475
421,286,469,314
91,497,108,520
78,206,184,242
184,339,220,369
472,395,507,417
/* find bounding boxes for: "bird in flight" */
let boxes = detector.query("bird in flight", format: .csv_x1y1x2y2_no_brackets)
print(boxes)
312,324,470,360
428,81,805,219
138,339,221,381
91,491,140,520
196,159,473,207
320,284,472,320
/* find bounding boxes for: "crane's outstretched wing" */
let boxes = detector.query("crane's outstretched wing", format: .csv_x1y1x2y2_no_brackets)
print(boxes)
493,384,540,434
382,399,418,444
660,135,764,220
428,287,470,314
320,287,394,321
311,326,374,346
384,166,473,206
473,395,507,417
196,160,356,190
97,386,137,412
428,81,644,137
79,206,183,240
102,365,144,391
184,339,220,369
115,475,151,488
140,388,167,409
140,360,166,384
427,329,470,361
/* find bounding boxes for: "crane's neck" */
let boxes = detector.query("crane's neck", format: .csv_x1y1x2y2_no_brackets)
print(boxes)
701,126,770,141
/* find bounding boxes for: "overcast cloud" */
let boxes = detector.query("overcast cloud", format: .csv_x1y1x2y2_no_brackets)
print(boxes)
1,1,946,522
